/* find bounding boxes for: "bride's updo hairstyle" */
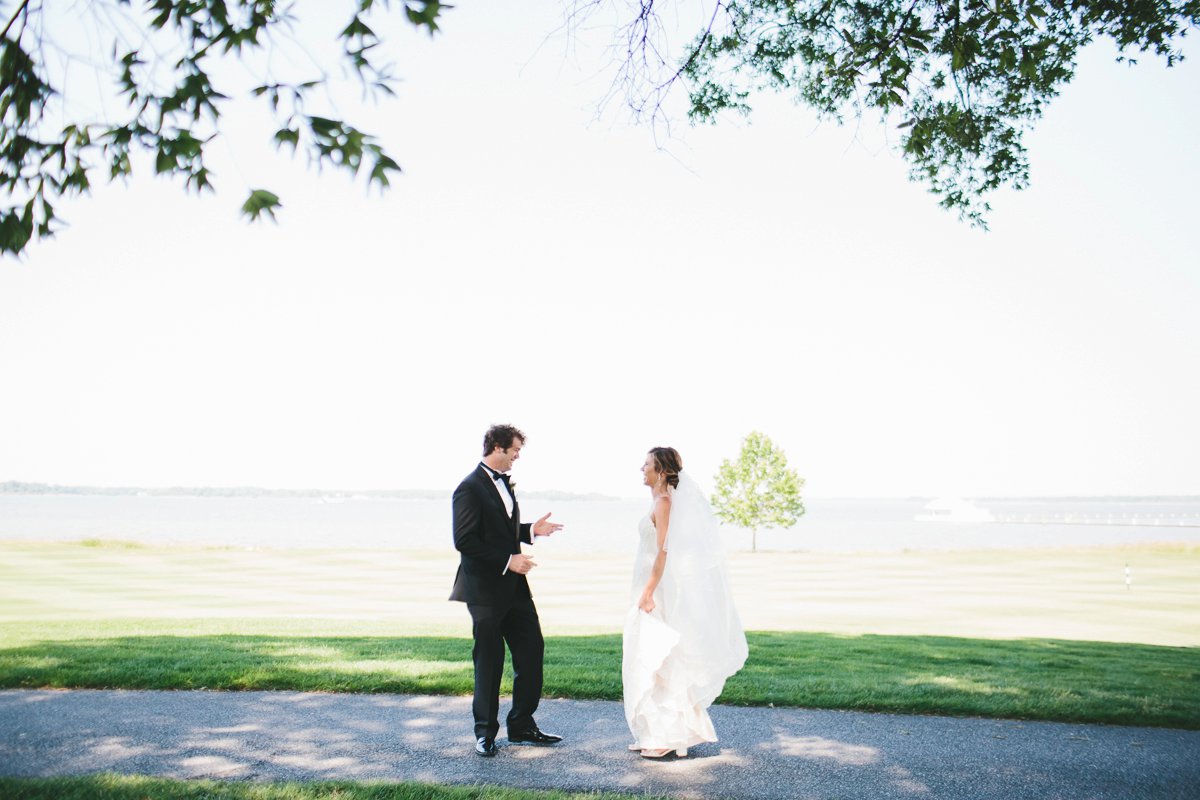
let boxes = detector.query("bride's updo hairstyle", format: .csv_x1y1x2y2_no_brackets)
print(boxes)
648,447,683,490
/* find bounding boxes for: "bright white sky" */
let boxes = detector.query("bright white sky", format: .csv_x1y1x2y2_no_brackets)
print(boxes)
1,3,1197,498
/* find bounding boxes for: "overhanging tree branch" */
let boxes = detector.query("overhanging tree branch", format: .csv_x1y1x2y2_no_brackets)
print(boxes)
1,1,31,41
588,0,1199,227
1,0,447,258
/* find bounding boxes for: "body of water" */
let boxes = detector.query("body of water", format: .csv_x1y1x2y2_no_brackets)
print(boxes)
1,494,1198,553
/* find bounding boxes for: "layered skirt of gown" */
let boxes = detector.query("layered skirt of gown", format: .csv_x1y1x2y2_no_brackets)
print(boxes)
622,511,748,751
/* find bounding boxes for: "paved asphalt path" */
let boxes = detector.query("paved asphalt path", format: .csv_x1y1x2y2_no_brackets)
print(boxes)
1,690,1197,799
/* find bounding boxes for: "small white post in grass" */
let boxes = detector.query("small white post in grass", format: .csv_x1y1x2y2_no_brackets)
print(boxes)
1125,563,1132,591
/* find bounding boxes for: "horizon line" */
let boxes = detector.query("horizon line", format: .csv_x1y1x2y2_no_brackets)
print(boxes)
2,480,1198,502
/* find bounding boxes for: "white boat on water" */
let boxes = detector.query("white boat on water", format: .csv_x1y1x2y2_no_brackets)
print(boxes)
915,497,995,523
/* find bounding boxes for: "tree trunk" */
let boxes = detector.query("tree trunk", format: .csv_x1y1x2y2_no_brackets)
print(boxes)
752,527,757,553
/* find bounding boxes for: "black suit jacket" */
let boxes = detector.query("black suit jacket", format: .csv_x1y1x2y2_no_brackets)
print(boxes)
449,464,533,605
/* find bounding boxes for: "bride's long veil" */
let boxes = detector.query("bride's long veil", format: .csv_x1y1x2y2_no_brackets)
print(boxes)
660,471,749,707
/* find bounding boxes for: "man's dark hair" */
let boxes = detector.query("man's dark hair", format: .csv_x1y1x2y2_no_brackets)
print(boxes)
483,424,526,456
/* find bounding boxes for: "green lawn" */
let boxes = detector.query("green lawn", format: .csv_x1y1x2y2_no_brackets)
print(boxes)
2,541,1198,729
0,775,663,800
1,619,1196,729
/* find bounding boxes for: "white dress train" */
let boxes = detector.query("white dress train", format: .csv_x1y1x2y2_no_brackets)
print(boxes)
622,474,748,752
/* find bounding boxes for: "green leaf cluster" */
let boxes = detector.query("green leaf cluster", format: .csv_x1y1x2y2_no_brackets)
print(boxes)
0,1,447,257
712,431,805,551
650,0,1199,227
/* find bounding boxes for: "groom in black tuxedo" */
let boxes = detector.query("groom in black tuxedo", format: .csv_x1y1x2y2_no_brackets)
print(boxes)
450,424,564,757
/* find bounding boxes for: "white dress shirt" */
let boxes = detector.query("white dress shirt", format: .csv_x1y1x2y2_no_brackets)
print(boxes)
485,465,515,517
482,463,531,575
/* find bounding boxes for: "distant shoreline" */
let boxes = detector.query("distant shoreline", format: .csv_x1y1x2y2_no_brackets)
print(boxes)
0,481,623,502
2,481,1196,503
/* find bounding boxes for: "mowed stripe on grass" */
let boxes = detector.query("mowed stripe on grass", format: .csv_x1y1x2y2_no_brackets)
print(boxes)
2,541,1197,643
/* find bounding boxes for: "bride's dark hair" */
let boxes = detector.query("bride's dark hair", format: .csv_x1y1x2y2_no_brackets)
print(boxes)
648,447,683,489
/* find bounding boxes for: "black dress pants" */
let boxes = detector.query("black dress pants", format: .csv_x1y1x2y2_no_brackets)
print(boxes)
467,595,544,739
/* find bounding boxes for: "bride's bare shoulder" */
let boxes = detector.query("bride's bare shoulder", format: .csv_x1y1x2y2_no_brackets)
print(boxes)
649,494,671,525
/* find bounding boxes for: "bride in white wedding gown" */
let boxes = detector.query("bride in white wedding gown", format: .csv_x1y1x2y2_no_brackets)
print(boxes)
622,447,748,759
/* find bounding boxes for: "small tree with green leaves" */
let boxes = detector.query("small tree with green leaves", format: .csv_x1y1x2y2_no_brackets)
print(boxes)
712,431,805,553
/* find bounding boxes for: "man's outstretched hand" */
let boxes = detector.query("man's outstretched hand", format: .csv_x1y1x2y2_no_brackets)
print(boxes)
532,512,563,537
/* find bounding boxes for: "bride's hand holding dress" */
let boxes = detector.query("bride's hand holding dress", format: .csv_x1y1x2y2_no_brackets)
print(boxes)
637,592,655,614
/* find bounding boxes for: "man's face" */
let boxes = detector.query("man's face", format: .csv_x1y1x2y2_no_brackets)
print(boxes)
493,438,523,472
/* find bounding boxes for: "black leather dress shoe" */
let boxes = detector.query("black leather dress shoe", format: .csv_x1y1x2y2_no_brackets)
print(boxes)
475,736,498,757
508,726,562,745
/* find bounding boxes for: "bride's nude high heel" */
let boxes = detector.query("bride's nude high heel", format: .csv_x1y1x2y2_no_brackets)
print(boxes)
640,747,687,759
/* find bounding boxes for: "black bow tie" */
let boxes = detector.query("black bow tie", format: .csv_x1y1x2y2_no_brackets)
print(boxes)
487,469,511,486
